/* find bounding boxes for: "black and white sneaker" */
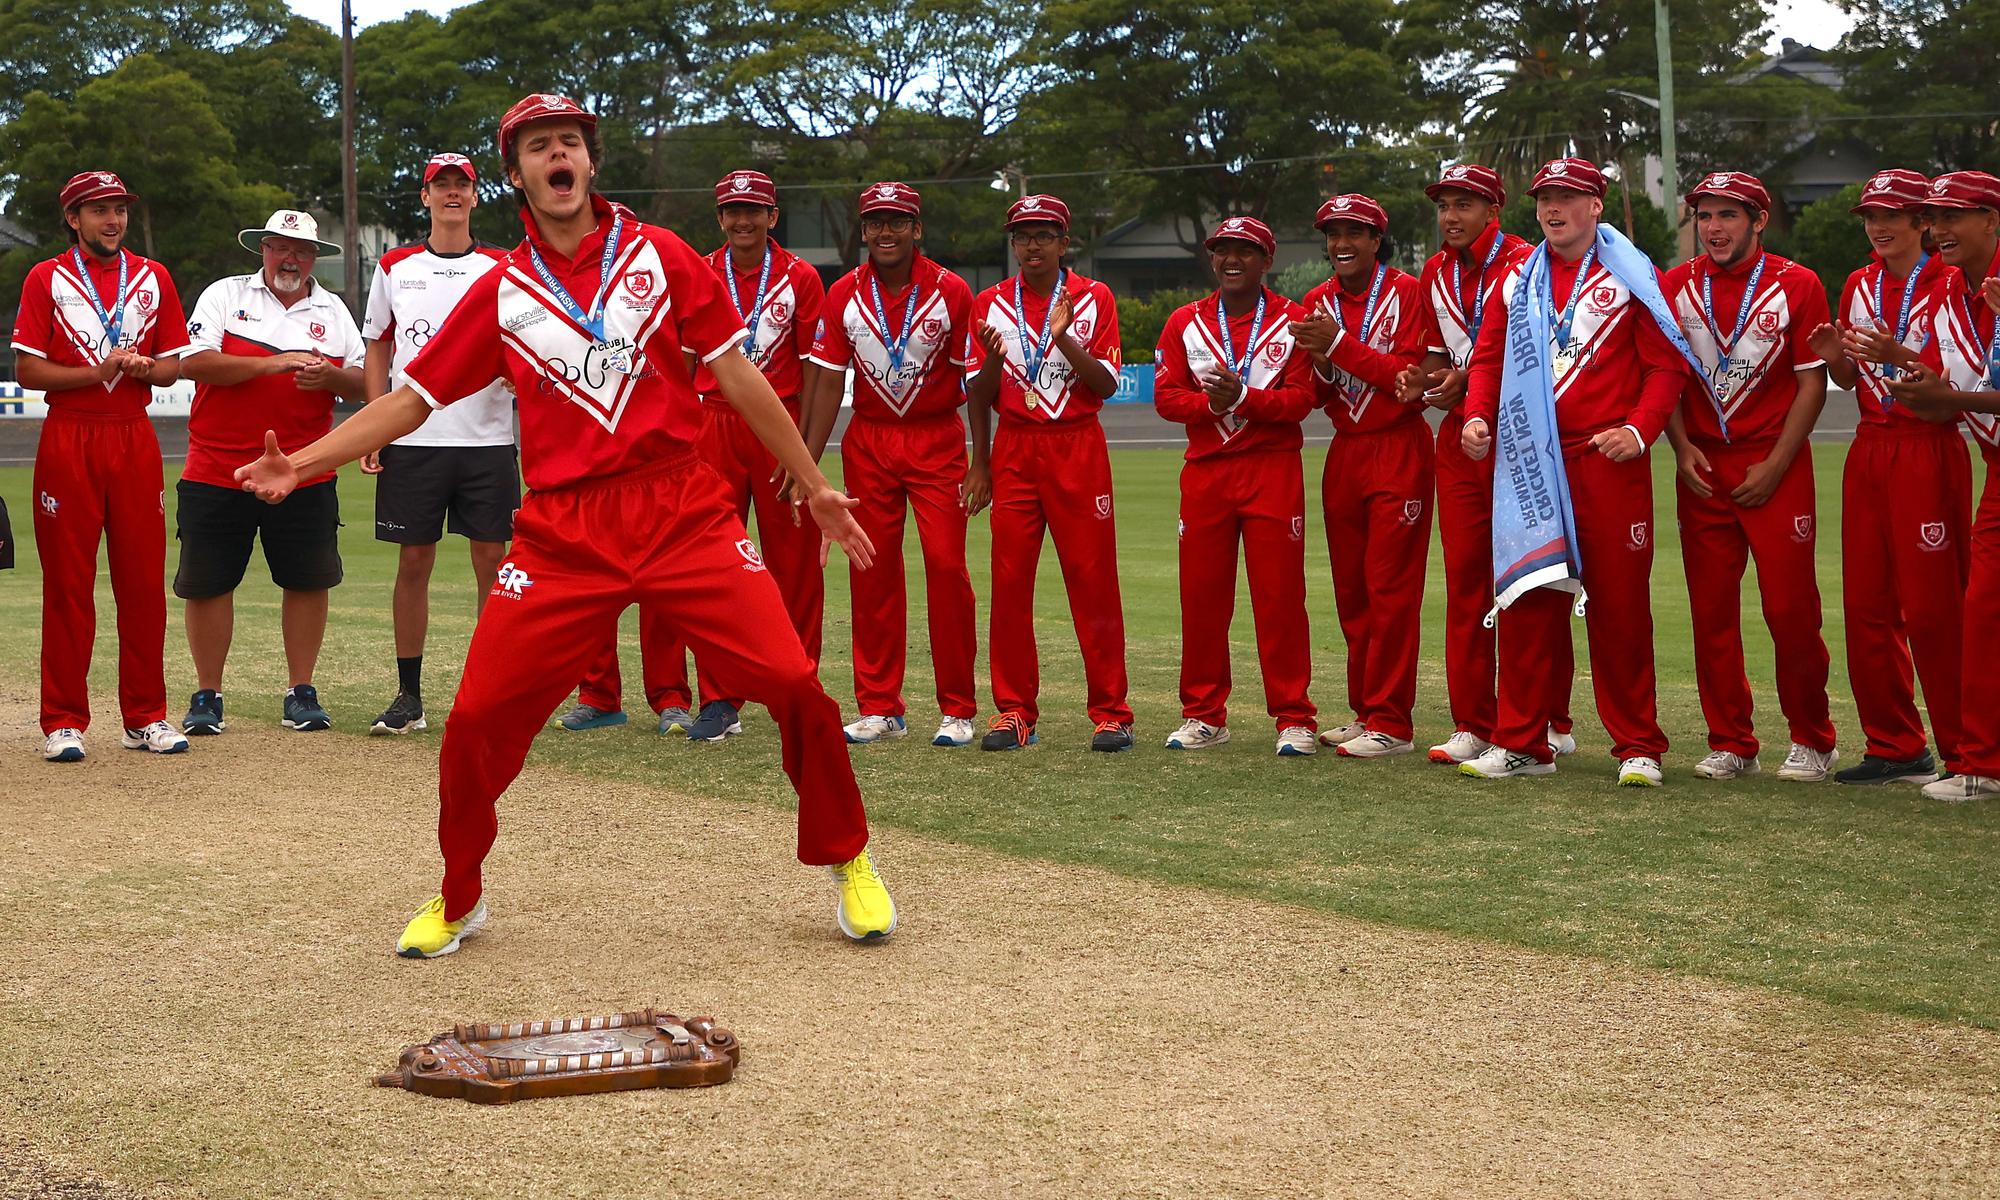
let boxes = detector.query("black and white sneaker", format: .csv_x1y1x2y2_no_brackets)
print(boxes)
183,689,225,736
369,691,427,735
283,685,332,732
1834,751,1938,786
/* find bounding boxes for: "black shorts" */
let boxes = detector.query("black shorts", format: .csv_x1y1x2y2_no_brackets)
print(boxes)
173,478,342,599
0,495,12,570
374,444,520,545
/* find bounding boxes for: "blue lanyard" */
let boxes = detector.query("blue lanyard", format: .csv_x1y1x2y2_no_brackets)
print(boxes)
71,247,129,349
1700,253,1768,362
726,244,774,357
1550,246,1598,352
1453,233,1503,342
1871,252,1929,383
1329,263,1388,346
526,212,624,341
1954,290,2000,390
868,270,920,374
1214,290,1267,376
1013,269,1065,386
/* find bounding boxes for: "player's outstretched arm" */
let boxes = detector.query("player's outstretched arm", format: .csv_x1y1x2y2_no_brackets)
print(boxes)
712,346,875,569
234,386,431,503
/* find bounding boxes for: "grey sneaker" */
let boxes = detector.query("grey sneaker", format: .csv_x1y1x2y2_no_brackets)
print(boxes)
557,704,628,731
656,706,694,736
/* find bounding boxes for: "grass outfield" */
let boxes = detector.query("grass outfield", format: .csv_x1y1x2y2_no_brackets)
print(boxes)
5,442,1997,1029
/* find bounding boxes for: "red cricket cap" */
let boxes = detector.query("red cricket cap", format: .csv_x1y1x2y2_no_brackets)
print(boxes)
497,93,597,160
1006,194,1070,229
1424,164,1505,207
60,171,136,211
1851,169,1931,213
716,170,778,207
1314,193,1388,234
1924,170,2000,211
423,153,476,184
1684,170,1772,213
1204,215,1276,257
858,181,921,218
1528,157,1607,198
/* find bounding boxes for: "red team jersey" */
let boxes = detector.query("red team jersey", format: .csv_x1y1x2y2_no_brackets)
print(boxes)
808,256,972,421
696,240,825,406
1300,267,1427,434
1928,246,2000,461
1417,224,1532,371
403,196,748,493
965,269,1122,427
1466,250,1688,453
11,249,190,418
182,272,366,488
1153,288,1316,460
1838,257,1954,430
1663,252,1830,448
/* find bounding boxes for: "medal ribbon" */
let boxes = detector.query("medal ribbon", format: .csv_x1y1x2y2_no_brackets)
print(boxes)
1955,291,2000,391
1453,232,1504,342
71,247,130,350
526,211,625,341
1700,253,1768,393
727,244,775,357
1550,246,1599,352
1214,290,1267,378
1870,252,1928,387
869,270,921,375
1013,269,1065,389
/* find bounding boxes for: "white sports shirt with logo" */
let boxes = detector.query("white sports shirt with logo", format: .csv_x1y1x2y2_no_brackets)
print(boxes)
363,242,514,447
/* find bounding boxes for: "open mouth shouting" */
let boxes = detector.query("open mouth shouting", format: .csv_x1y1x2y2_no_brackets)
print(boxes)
547,166,578,199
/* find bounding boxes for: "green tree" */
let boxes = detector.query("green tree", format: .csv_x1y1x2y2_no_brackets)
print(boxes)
1499,184,1676,266
1835,0,2000,172
1772,183,1865,304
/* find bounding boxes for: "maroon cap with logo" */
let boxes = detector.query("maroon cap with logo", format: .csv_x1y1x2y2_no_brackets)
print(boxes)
60,171,136,211
859,181,921,218
1924,170,2000,211
1204,216,1277,257
1314,193,1389,234
1424,164,1505,207
1006,193,1071,230
1528,157,1607,198
1684,170,1772,213
1851,169,1931,213
497,93,598,160
716,170,778,207
423,153,476,184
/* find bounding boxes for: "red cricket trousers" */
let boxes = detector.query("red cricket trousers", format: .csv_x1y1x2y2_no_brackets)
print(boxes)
841,414,978,720
577,403,824,712
435,457,868,921
1841,424,1971,766
988,419,1131,726
1493,449,1664,763
34,412,167,733
1676,442,1836,758
1323,419,1433,741
1957,464,2000,778
1177,449,1317,731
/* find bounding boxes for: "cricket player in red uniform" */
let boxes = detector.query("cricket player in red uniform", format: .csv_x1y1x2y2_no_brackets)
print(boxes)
13,171,192,762
1660,171,1839,783
235,93,895,953
1461,158,1687,786
1396,165,1580,765
1808,169,1969,786
567,169,828,742
1154,216,1319,756
1288,194,1428,757
1883,169,2000,801
964,193,1132,752
806,181,979,748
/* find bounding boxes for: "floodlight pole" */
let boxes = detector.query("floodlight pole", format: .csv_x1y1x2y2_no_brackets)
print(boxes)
341,0,361,317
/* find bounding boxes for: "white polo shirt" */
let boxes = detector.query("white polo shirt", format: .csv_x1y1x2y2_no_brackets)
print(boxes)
363,241,514,447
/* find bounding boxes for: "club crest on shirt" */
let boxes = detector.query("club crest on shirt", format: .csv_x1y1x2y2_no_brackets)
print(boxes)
1919,521,1948,550
1073,318,1091,340
1791,514,1814,543
736,538,766,571
1588,285,1618,315
1094,494,1112,519
1755,311,1779,338
309,321,327,341
1263,340,1285,366
769,300,790,325
624,269,655,300
1628,521,1649,549
134,289,154,313
921,316,944,341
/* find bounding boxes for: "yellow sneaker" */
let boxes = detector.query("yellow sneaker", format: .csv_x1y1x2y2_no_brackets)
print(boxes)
829,849,896,941
395,894,487,958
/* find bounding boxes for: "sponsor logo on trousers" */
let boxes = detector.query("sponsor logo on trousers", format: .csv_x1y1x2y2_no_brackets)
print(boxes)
493,562,533,597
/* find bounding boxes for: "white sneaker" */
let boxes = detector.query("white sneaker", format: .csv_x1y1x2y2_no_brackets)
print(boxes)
1548,725,1577,756
121,720,190,755
932,717,975,747
1276,726,1318,757
1459,745,1554,778
843,714,908,744
42,727,85,763
1428,731,1490,764
1922,774,2000,801
1165,719,1229,750
1317,722,1367,748
1618,756,1665,787
1775,743,1838,783
1338,731,1414,758
1692,750,1758,780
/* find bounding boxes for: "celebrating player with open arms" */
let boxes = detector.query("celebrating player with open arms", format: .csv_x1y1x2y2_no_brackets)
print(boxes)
235,93,896,955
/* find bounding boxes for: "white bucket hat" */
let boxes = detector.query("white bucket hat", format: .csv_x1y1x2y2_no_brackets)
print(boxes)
238,209,342,257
